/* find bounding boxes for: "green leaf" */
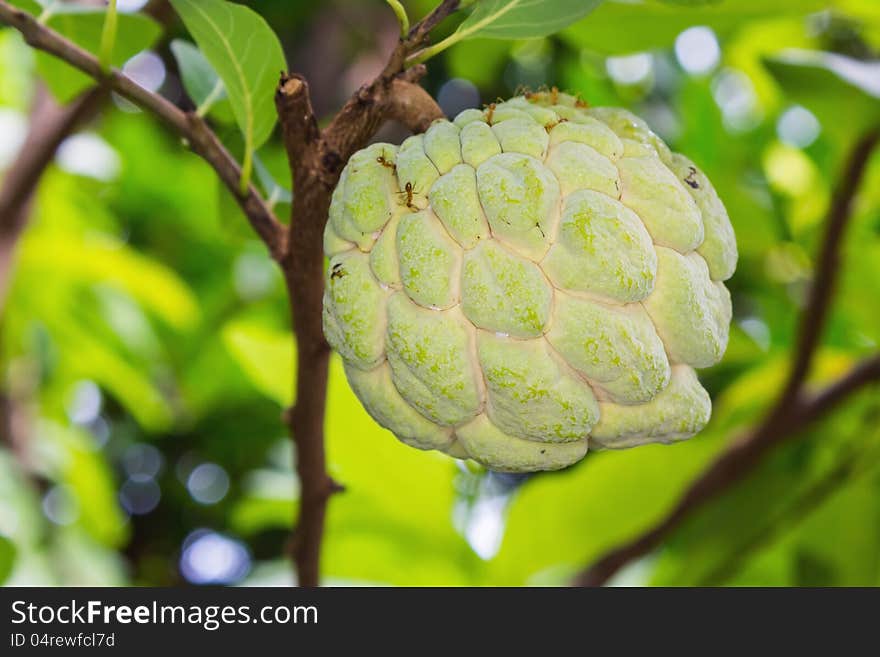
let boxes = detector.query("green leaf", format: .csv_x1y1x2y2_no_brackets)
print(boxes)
37,10,162,102
254,153,292,205
19,235,201,331
488,432,725,584
231,497,297,536
169,39,234,123
412,0,604,64
459,0,604,39
764,51,880,148
169,0,287,192
38,423,129,548
561,0,829,55
221,320,294,406
322,357,478,585
0,535,15,585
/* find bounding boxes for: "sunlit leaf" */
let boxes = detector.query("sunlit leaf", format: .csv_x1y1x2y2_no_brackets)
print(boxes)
562,0,828,55
221,320,294,406
488,432,726,584
18,235,200,331
322,357,478,585
169,0,286,190
0,535,15,585
230,497,297,536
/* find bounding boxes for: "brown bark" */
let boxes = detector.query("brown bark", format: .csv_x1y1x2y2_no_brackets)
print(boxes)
274,33,446,586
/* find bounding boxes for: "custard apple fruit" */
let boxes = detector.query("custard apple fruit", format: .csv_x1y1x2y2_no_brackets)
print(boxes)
322,91,736,473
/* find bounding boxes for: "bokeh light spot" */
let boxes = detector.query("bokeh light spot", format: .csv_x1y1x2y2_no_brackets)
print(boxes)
675,26,720,75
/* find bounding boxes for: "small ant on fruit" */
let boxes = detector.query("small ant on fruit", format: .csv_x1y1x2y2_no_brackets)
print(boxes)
330,262,346,280
397,182,419,210
484,102,496,124
376,154,396,170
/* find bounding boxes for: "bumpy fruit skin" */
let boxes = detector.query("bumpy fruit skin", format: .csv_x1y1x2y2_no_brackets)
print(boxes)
323,92,737,473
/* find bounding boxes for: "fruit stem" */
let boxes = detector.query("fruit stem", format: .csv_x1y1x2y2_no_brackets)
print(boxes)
99,0,118,72
385,0,409,38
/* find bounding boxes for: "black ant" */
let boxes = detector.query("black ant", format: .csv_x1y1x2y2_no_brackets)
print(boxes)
683,166,700,190
330,262,346,280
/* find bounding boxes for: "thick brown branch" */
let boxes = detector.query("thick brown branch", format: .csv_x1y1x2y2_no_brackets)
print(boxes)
274,4,448,586
275,75,336,586
0,0,286,260
576,129,880,587
0,86,104,308
321,65,443,179
386,75,446,133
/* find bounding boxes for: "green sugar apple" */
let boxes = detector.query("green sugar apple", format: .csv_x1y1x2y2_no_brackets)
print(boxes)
322,91,737,473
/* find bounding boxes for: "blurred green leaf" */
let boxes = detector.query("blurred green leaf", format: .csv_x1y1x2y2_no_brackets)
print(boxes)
562,0,828,54
169,0,286,191
322,357,478,585
55,321,175,431
37,423,129,548
487,433,724,584
169,39,235,124
231,497,296,536
254,154,292,205
446,38,510,88
0,535,16,585
764,50,880,147
19,235,200,331
35,10,162,102
0,29,35,110
651,412,880,586
414,0,603,63
221,320,294,406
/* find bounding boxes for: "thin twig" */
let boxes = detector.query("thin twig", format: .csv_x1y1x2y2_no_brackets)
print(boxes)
700,418,880,586
0,85,105,309
0,1,287,261
576,354,880,587
779,127,880,405
576,127,880,587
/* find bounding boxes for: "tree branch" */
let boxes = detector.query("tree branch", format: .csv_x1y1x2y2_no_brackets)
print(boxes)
576,354,880,587
0,85,105,309
576,127,880,587
700,417,880,586
274,6,447,586
779,127,880,405
0,1,287,261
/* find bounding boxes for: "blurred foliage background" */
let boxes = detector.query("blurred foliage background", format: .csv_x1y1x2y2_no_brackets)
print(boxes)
1,0,879,587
